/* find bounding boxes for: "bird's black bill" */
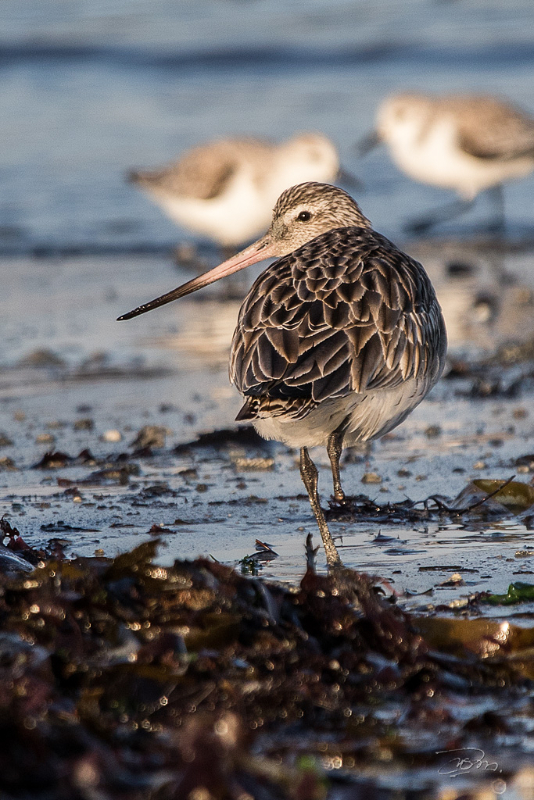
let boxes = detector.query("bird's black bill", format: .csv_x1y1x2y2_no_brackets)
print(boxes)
117,279,200,320
117,233,276,321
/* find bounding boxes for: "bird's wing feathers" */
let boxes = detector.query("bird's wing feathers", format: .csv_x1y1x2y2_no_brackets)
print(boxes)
155,139,274,200
453,97,534,161
230,228,445,418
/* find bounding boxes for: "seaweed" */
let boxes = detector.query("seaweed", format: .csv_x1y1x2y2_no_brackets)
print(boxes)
324,474,534,533
0,536,533,799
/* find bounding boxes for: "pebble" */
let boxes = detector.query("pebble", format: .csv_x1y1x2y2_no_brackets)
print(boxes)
74,418,94,431
102,429,122,443
130,425,169,449
439,572,464,587
361,472,381,484
233,457,274,471
36,433,55,444
449,598,469,609
425,425,441,438
174,241,199,265
21,348,65,367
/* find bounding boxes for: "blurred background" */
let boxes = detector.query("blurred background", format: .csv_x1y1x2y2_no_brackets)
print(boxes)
1,0,533,256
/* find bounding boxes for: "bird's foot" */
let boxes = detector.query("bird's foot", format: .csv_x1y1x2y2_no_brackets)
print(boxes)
332,489,347,504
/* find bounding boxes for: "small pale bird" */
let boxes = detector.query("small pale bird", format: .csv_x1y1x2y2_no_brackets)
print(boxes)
128,133,342,249
361,92,534,233
119,182,447,569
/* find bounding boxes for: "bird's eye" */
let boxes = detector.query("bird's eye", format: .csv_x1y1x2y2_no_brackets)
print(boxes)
297,210,311,222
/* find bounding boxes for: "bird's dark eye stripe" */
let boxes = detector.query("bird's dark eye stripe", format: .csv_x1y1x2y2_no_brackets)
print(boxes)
298,210,311,222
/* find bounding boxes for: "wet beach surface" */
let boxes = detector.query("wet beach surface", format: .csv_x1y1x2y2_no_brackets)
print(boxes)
2,240,534,606
2,242,534,796
2,2,534,798
1,0,534,256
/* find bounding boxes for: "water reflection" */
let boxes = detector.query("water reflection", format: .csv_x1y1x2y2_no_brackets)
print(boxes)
158,298,242,366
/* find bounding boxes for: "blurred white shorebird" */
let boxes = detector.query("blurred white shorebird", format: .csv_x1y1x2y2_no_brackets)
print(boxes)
361,92,534,233
119,182,447,569
128,133,344,249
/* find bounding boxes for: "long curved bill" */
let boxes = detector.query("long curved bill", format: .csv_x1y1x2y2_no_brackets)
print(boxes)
117,233,275,321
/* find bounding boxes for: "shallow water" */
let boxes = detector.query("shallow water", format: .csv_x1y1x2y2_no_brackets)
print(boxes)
1,0,534,253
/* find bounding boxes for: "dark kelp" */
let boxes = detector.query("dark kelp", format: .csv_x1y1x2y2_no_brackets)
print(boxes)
0,536,533,799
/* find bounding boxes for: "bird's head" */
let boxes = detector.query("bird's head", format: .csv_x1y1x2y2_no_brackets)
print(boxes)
376,93,432,144
266,181,370,255
282,133,340,179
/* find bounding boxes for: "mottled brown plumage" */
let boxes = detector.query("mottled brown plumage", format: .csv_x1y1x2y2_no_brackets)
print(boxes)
130,138,273,201
232,227,444,421
119,182,447,569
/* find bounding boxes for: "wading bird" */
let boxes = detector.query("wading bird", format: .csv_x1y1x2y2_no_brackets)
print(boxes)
128,133,343,250
119,182,447,569
360,92,534,234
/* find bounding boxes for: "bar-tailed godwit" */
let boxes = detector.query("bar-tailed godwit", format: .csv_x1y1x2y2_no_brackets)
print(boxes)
128,133,342,249
362,92,534,233
119,182,447,569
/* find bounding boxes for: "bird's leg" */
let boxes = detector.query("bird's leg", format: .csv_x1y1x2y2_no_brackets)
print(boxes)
481,185,510,285
300,447,342,570
404,198,475,235
327,430,345,502
486,184,505,239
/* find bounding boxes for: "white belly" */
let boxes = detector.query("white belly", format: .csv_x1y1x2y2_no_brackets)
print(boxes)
251,377,431,449
153,170,273,246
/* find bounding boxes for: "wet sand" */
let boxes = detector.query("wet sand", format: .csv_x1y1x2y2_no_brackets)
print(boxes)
2,241,534,615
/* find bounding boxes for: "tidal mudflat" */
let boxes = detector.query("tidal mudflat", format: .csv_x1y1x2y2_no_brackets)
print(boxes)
1,241,534,592
2,238,534,799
